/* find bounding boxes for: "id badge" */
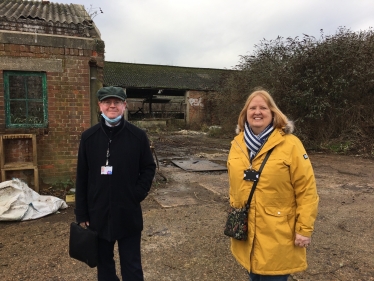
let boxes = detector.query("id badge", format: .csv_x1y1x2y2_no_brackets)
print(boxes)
243,169,259,181
101,166,113,175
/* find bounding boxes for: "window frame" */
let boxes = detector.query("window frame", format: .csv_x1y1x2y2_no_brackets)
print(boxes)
3,71,48,128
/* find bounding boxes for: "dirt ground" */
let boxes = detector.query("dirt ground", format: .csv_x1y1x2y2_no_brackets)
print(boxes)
0,130,374,281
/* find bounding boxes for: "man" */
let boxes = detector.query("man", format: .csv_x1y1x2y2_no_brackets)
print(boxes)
75,86,156,280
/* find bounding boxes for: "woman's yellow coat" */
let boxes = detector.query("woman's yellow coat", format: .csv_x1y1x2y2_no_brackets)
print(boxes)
227,128,319,275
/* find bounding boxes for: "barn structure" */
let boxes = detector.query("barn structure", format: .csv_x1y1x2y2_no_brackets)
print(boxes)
103,61,230,127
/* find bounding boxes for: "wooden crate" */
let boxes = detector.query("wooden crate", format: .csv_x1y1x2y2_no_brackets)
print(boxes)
0,134,39,192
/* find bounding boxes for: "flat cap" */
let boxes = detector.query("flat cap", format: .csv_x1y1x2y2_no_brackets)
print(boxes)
97,86,127,101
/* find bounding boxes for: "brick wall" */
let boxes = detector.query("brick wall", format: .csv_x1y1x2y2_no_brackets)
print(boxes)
2,139,34,163
0,39,104,186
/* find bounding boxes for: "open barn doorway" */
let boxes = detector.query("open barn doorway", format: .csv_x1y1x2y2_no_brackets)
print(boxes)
125,88,186,121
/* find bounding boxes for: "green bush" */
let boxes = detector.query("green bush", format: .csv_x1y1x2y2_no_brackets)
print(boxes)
211,27,374,155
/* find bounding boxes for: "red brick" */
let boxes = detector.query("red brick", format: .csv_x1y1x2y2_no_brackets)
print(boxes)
40,164,55,169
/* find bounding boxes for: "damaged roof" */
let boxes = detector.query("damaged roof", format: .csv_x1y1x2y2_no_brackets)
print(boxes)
0,0,91,25
104,61,231,91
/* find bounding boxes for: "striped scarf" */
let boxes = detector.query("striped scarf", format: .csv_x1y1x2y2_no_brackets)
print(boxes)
244,122,274,160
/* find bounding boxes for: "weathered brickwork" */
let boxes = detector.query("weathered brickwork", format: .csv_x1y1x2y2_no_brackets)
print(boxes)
2,139,34,163
0,41,104,185
186,91,206,127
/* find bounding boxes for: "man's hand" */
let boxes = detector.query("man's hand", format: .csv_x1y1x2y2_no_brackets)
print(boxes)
79,221,89,229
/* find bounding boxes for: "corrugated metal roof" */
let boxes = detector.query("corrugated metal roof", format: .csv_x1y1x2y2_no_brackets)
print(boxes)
104,61,231,91
0,0,91,25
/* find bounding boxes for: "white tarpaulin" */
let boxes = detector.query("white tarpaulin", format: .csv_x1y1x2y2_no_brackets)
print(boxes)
0,178,68,221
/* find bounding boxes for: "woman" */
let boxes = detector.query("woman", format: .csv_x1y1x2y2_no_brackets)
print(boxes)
227,89,319,281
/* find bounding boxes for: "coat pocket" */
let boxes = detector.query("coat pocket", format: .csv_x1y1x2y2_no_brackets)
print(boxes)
263,206,295,240
264,206,293,217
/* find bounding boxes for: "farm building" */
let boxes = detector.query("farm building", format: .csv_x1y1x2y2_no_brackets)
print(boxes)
103,61,230,127
0,0,104,189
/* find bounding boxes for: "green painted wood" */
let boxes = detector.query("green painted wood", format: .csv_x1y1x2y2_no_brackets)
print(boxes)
4,71,48,128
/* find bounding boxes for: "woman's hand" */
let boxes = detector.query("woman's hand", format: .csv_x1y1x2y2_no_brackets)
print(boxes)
295,233,311,248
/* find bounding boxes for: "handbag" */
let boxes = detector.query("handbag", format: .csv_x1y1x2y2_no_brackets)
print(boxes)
224,148,274,240
69,222,99,268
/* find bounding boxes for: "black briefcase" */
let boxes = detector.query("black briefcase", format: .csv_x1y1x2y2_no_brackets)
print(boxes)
69,222,98,268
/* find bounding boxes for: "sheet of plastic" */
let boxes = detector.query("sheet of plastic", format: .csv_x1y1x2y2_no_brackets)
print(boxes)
0,178,68,221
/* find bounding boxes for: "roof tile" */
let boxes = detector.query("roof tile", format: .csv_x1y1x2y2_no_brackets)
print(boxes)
0,0,91,25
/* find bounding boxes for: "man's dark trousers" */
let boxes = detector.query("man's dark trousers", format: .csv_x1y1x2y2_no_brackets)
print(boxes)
97,233,143,281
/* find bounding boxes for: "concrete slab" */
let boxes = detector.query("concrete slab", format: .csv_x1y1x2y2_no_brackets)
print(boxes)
152,184,200,208
157,166,229,196
199,181,228,195
171,159,227,172
152,181,224,208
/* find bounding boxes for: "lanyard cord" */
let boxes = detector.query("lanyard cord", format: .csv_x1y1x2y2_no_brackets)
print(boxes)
101,122,120,166
106,139,111,166
105,128,113,166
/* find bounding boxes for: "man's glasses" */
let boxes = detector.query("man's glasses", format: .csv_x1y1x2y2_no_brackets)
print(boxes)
101,100,123,106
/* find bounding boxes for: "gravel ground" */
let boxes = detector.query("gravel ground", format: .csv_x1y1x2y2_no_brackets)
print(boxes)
0,131,373,281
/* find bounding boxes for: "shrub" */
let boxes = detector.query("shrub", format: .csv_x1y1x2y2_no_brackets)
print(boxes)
212,27,374,155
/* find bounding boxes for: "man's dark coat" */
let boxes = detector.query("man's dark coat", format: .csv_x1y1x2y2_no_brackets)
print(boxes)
75,118,156,241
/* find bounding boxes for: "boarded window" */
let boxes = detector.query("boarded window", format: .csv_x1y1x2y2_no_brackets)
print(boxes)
3,71,48,128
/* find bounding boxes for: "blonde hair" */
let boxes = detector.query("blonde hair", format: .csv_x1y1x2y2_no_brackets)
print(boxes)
237,90,289,132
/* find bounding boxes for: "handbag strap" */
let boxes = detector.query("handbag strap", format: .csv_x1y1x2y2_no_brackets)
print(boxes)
244,147,274,209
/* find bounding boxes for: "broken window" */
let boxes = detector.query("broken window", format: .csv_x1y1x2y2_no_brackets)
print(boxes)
3,71,48,128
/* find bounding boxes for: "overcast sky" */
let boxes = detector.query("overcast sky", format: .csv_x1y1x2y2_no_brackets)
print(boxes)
57,0,374,69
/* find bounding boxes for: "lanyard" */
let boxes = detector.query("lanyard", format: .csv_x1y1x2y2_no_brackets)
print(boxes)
106,139,112,166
